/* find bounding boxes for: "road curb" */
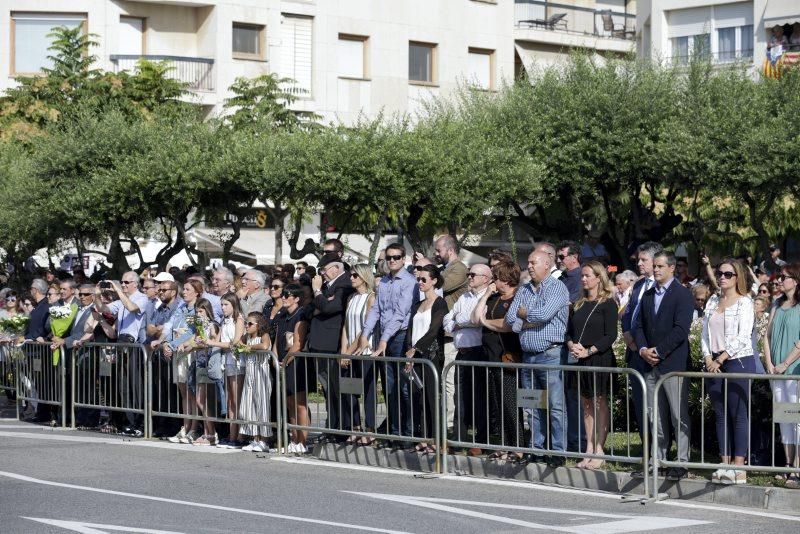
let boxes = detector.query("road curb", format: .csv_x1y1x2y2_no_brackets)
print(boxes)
312,443,800,512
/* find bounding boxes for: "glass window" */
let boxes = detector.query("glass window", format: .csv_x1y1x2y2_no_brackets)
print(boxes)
671,36,689,65
119,17,144,56
740,24,753,59
467,48,493,90
233,23,263,58
717,27,736,62
693,33,711,59
12,13,86,74
409,42,435,83
338,35,366,78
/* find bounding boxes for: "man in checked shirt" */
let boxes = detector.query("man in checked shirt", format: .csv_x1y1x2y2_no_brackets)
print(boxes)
506,250,570,467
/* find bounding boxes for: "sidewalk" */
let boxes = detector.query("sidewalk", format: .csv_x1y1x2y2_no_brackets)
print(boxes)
312,442,800,512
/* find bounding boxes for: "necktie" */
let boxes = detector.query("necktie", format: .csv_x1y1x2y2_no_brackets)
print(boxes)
631,278,652,327
654,285,664,315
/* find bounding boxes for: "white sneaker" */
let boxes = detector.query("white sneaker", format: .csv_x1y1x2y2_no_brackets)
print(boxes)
288,442,298,454
179,429,199,444
245,440,266,453
711,468,724,483
167,427,186,444
242,440,257,452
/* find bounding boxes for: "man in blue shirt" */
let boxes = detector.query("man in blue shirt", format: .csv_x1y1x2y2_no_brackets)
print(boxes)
506,250,570,466
359,243,418,441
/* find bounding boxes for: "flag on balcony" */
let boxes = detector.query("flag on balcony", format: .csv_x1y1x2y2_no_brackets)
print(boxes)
764,51,800,79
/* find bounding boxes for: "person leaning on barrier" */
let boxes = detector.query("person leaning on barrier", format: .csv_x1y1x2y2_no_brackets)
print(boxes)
633,250,694,481
308,252,356,442
565,261,618,470
238,311,274,453
700,258,757,485
505,250,570,467
359,242,419,443
340,264,377,444
404,264,447,453
763,262,800,489
473,260,523,462
445,263,493,456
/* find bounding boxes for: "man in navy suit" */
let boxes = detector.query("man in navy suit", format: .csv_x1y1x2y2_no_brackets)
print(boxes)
633,250,694,480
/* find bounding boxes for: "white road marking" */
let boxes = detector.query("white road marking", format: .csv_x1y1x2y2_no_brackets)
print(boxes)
348,492,711,533
23,517,185,534
270,455,427,476
0,431,236,454
661,499,800,522
0,471,410,534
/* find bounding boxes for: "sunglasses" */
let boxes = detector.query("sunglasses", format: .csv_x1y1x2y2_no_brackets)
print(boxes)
557,254,568,260
78,293,93,297
416,277,430,283
350,273,360,279
271,285,284,290
120,280,133,285
467,273,486,278
715,270,736,280
246,321,258,326
386,254,403,262
6,297,16,302
777,275,794,283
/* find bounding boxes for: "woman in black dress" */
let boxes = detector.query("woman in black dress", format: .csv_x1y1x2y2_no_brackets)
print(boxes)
565,260,618,469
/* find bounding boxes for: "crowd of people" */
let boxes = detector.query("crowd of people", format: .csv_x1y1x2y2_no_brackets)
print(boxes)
1,236,798,488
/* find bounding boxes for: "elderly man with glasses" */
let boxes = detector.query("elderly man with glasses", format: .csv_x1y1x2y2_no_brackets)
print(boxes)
239,269,270,316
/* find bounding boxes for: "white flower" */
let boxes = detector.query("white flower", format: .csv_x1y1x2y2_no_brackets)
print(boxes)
48,304,73,319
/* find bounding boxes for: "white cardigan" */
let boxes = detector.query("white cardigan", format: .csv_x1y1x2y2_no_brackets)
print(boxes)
700,294,755,360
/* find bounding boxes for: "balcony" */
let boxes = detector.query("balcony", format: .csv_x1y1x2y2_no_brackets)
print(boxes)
109,55,215,92
515,0,635,41
667,50,754,66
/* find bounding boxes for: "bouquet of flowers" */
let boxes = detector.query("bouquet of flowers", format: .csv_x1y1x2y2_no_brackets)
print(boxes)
233,342,251,355
188,315,211,340
0,315,29,336
49,303,77,366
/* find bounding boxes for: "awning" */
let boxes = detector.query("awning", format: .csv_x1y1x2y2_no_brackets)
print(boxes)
763,0,800,28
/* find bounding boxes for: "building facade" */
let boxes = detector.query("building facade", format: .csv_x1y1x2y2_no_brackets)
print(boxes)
637,0,800,69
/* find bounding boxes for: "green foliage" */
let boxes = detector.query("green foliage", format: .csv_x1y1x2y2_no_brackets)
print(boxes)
223,74,320,132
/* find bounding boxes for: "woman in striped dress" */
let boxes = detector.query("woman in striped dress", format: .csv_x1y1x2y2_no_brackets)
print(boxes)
340,264,376,444
238,312,272,453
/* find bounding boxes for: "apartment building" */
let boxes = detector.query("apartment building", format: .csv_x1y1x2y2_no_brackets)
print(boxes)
513,0,637,76
637,0,800,69
1,0,516,123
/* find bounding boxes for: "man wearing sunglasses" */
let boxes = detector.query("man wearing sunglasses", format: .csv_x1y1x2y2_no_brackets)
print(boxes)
309,252,355,441
556,241,582,303
360,243,419,441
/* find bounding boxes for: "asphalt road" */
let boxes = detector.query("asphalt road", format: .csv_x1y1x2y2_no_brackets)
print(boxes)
1,418,799,534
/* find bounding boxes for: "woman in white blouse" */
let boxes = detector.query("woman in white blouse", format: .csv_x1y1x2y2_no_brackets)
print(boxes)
701,258,756,485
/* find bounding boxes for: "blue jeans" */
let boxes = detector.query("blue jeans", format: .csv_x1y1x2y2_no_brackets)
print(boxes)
521,346,565,451
384,331,411,436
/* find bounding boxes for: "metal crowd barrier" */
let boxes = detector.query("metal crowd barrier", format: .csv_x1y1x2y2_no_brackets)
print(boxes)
652,371,800,499
71,342,150,437
442,360,649,496
0,342,20,418
148,347,282,451
15,341,65,426
283,352,441,470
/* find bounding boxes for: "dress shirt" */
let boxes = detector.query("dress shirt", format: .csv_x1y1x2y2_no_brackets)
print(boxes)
363,268,418,343
109,291,149,342
653,277,675,315
443,288,487,349
630,276,654,330
505,276,569,354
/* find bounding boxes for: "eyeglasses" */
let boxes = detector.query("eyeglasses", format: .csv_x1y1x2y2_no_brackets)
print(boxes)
270,285,284,290
557,254,568,260
386,254,404,262
6,297,16,302
417,277,430,283
246,321,258,326
157,288,175,293
120,280,133,285
350,273,360,279
282,292,297,299
715,270,736,280
777,275,794,283
78,293,93,297
467,273,487,278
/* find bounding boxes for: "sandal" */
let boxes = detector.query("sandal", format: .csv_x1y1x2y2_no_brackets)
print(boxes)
775,466,792,481
358,436,375,446
509,453,525,463
584,459,606,470
786,474,800,489
99,423,117,434
489,451,508,461
424,445,437,455
415,443,428,452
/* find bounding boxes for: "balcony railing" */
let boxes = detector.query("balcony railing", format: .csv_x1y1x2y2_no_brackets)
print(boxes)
109,55,215,92
515,0,635,40
667,50,754,66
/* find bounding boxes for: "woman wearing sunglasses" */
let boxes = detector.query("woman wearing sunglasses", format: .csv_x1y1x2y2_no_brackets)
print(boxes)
404,264,447,453
763,263,800,488
0,291,23,320
701,258,756,485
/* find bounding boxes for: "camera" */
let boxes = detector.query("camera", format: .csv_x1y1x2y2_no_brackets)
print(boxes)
99,281,112,289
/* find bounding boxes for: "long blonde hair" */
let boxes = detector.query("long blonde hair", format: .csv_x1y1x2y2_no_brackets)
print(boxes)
574,260,614,310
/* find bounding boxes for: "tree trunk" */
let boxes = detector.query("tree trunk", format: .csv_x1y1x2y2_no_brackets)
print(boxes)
221,218,242,265
367,212,388,264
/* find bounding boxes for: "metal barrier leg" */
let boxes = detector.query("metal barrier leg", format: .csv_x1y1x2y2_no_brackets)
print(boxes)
70,353,76,430
61,360,66,428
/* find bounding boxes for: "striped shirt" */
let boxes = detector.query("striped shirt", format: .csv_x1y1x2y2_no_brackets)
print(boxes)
505,276,569,353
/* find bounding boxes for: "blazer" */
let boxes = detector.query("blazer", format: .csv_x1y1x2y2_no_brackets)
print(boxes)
621,276,650,335
64,306,93,349
633,279,694,374
405,296,447,364
307,272,355,352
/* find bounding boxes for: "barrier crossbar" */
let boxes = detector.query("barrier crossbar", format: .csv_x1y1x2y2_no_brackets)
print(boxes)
148,348,282,451
442,360,649,497
71,342,150,437
651,371,800,499
282,352,441,471
14,341,65,426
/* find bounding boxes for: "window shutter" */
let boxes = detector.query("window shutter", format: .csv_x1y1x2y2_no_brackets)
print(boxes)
280,14,313,96
714,2,753,29
667,7,712,38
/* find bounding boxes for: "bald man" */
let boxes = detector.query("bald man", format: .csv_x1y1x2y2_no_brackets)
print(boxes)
506,250,570,466
444,263,493,455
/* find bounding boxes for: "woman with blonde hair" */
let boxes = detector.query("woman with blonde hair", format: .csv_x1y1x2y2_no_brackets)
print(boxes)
340,263,377,444
565,261,618,469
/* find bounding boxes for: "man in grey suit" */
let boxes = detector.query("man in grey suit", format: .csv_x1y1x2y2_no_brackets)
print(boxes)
52,284,95,426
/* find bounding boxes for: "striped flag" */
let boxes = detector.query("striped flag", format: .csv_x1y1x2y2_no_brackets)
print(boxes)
764,51,800,78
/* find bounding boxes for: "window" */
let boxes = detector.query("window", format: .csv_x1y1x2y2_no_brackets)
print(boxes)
409,42,436,84
338,34,368,79
670,33,709,65
740,25,753,59
467,48,494,90
119,17,145,56
11,12,86,74
233,23,265,59
279,14,313,95
717,27,736,61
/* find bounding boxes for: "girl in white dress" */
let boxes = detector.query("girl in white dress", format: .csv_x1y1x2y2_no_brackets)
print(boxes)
238,312,272,453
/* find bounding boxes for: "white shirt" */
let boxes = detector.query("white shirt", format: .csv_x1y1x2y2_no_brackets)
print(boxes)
443,287,487,349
